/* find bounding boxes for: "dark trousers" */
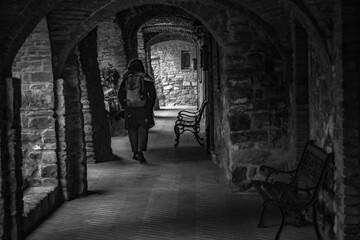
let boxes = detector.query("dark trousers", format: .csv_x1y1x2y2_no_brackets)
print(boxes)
128,127,148,153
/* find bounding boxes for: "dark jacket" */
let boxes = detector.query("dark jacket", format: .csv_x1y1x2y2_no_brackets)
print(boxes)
118,71,156,129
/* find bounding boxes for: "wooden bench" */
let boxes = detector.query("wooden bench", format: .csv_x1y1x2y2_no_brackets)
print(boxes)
174,100,208,147
251,140,334,240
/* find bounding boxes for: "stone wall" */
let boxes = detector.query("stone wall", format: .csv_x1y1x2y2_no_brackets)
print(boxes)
151,40,197,107
97,21,127,136
222,13,291,191
12,19,57,187
97,21,127,75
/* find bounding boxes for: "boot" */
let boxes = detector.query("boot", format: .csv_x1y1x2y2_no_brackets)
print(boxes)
136,152,147,164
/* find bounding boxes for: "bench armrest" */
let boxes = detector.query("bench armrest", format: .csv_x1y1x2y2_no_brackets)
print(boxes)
178,110,199,115
260,165,296,183
277,186,317,209
178,112,198,118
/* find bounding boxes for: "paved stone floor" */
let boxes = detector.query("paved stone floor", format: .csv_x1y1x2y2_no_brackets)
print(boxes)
26,109,317,240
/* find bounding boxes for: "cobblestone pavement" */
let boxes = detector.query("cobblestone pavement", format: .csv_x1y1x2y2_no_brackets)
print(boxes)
26,109,317,240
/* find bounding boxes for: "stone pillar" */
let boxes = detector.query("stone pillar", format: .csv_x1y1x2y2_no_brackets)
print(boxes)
338,2,360,240
293,20,309,161
79,72,95,164
0,77,23,240
62,51,87,199
137,28,146,66
79,28,112,163
207,35,218,152
54,78,69,200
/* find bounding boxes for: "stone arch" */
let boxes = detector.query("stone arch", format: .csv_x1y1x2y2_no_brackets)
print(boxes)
0,0,63,77
51,0,290,78
281,0,331,65
0,0,331,78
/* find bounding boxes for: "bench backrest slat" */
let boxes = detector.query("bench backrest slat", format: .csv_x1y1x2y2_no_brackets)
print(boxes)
294,141,333,191
195,100,208,123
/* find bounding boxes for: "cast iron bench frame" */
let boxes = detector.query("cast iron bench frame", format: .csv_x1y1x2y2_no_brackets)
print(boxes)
251,140,334,240
174,100,208,147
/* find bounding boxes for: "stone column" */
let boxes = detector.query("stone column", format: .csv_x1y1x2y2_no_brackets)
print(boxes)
0,77,23,240
54,78,69,200
79,73,95,164
293,20,309,161
79,28,112,163
338,2,360,240
61,51,87,199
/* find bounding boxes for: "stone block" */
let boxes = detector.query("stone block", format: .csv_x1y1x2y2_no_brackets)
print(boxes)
29,151,42,161
261,73,280,87
42,129,56,143
42,178,58,186
248,167,257,178
231,166,247,183
230,131,268,143
41,165,57,178
28,178,42,187
229,113,250,131
345,206,360,216
31,72,53,82
247,53,263,68
235,143,255,149
269,130,282,141
225,55,246,67
22,132,41,143
231,148,271,165
23,160,39,178
42,151,57,164
43,143,56,150
344,215,360,225
225,41,253,55
343,225,360,235
253,113,270,128
234,30,255,41
230,88,252,102
28,116,54,129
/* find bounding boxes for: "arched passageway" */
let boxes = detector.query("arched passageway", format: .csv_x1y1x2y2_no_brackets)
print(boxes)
26,108,318,240
0,1,359,240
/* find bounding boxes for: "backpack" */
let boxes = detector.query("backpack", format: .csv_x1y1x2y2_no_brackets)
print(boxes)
125,73,146,107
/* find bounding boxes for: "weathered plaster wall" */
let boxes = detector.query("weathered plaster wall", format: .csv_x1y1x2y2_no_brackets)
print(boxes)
151,40,197,107
12,18,57,187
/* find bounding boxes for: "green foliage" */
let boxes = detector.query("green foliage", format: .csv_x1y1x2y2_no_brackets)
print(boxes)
100,63,120,93
100,64,121,113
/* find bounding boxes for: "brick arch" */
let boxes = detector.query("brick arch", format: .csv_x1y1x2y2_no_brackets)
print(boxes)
52,0,290,78
0,0,63,77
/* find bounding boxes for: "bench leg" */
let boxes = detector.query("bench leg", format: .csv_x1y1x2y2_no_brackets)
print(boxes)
258,201,268,227
192,129,204,146
313,205,322,240
275,207,286,240
174,124,180,147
